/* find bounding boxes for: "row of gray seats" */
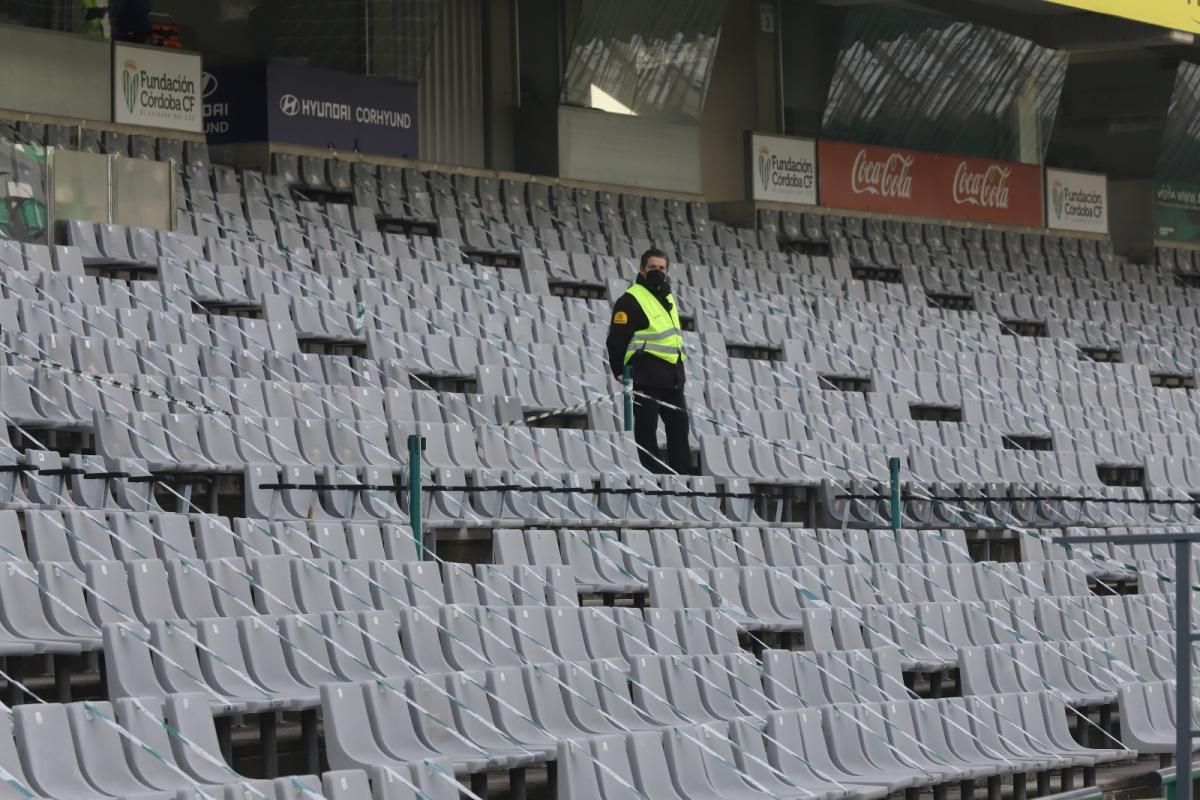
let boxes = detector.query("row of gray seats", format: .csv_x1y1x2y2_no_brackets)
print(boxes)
763,207,1116,261
388,469,757,531
494,527,1083,597
0,449,166,513
646,557,1089,611
559,691,1133,800
499,526,974,573
959,632,1185,707
106,604,741,714
828,593,1172,671
16,512,416,566
1118,678,1200,754
0,693,366,800
759,646,907,709
0,555,573,651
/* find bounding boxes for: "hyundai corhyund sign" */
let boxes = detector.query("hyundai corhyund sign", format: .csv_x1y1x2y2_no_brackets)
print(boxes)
203,61,418,158
113,43,202,133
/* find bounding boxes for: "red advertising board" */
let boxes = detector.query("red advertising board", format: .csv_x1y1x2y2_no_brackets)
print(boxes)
819,140,942,217
818,140,1043,226
941,154,1043,226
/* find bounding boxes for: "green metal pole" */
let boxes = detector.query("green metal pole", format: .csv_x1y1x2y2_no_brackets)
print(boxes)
889,456,901,532
407,434,425,558
623,365,633,432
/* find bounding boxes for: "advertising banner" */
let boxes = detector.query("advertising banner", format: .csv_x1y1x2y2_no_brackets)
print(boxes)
819,140,942,217
113,43,202,133
818,140,1042,225
1040,1,1200,35
747,133,817,205
203,61,418,158
1154,180,1200,243
941,154,1044,226
1046,168,1109,234
201,63,268,142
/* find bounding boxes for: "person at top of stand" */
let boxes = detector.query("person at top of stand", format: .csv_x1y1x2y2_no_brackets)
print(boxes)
82,0,152,42
605,247,692,475
81,0,110,38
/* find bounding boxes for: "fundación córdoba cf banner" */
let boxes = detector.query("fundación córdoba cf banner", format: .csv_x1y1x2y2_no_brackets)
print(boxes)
1045,168,1109,235
113,43,202,133
747,133,818,206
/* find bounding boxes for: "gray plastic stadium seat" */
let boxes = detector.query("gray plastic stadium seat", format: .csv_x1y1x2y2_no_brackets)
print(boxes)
828,705,929,792
323,769,372,800
321,610,379,682
163,693,244,784
280,614,340,688
164,559,219,620
275,774,325,799
1118,680,1197,753
440,670,547,764
366,680,474,772
356,611,412,680
0,561,86,653
37,561,102,648
292,558,340,613
112,695,194,791
194,615,287,712
65,700,170,797
0,707,40,799
235,615,320,706
128,558,183,622
13,703,110,799
148,619,245,712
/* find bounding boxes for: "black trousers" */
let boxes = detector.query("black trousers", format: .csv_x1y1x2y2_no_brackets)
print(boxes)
632,385,692,475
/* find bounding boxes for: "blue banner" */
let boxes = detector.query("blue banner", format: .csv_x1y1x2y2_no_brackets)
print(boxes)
202,61,418,159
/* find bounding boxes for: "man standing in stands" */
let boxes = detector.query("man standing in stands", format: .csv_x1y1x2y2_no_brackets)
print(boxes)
606,248,691,474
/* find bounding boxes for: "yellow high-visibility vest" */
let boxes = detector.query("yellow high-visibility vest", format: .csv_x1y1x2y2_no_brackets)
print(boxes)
623,283,685,365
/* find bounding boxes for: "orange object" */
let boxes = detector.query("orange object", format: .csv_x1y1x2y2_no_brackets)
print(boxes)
150,21,181,48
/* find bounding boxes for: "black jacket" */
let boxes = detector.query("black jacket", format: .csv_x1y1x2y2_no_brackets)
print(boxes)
606,275,686,390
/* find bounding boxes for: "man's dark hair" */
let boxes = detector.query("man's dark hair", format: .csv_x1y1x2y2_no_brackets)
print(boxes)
639,247,669,270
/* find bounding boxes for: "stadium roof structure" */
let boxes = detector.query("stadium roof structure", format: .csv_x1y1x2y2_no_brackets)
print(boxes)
823,0,1200,54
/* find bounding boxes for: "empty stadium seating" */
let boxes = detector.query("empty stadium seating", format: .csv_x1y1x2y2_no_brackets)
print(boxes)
0,114,1194,798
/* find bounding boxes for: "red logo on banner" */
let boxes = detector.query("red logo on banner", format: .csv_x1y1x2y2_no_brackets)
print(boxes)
851,150,914,199
952,162,1010,209
943,155,1041,225
819,140,1042,226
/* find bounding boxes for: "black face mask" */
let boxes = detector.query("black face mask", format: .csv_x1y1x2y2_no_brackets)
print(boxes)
643,268,670,294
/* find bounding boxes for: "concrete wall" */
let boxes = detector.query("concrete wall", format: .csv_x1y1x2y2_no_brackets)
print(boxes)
779,1,843,139
483,0,517,171
0,24,110,120
558,106,701,194
698,0,836,202
419,0,485,167
699,0,764,202
1109,179,1154,262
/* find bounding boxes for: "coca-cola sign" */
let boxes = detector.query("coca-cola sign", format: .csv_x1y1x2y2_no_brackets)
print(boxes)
851,150,914,199
943,155,1041,225
952,162,1010,208
819,140,1042,226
